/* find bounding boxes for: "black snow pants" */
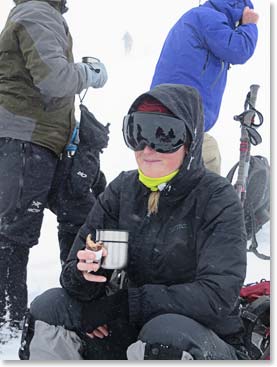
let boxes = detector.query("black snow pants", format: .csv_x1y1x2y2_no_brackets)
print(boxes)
0,246,29,326
0,138,58,324
0,137,105,325
26,287,239,360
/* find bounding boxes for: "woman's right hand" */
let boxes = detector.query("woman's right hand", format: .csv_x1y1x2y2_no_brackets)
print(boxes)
86,324,109,339
76,247,108,282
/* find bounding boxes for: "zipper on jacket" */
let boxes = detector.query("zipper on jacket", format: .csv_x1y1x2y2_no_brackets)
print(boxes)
211,60,225,89
201,50,226,89
16,142,27,211
201,51,210,74
129,213,151,284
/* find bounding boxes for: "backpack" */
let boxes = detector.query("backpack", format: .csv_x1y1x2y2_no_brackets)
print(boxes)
239,280,270,360
227,155,270,260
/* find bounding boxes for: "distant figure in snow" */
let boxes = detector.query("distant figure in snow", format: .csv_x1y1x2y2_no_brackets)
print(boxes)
150,0,259,175
122,31,133,55
0,0,108,334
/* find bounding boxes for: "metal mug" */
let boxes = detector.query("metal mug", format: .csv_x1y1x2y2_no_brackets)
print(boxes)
96,229,129,270
82,56,100,64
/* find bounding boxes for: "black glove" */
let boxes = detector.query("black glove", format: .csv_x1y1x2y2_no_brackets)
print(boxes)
81,289,129,332
79,104,110,152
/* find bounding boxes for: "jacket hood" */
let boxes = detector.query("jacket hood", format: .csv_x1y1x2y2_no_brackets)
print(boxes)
14,0,67,13
128,83,205,173
203,0,254,26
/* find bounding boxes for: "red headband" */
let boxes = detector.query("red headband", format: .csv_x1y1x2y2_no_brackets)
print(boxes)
136,97,173,115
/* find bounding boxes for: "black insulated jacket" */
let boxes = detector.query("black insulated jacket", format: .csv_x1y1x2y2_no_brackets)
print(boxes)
60,84,247,339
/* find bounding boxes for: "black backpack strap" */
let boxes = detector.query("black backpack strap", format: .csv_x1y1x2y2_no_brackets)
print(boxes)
247,203,270,260
226,162,239,183
227,156,270,261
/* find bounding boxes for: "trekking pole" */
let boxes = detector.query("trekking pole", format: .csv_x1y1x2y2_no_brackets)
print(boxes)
232,85,269,261
233,84,260,206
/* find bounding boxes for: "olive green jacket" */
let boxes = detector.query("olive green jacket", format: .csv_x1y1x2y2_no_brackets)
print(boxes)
0,0,91,155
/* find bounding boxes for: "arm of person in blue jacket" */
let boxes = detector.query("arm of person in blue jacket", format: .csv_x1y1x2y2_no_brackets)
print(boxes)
201,6,259,65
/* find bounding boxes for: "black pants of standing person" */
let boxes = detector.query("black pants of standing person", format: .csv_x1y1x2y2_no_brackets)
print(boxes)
21,287,240,360
0,138,58,328
0,137,105,330
0,246,29,328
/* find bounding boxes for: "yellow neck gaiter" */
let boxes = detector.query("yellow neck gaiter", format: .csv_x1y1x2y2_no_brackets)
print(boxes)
138,168,179,192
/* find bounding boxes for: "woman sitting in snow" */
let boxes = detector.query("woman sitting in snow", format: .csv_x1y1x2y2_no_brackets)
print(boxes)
19,84,247,360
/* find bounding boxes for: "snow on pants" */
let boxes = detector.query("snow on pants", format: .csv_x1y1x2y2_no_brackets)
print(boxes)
0,138,58,248
0,246,29,323
29,288,138,360
202,133,221,175
28,288,238,360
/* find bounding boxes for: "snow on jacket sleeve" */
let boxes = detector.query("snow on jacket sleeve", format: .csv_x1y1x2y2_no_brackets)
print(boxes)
197,10,258,65
128,182,247,334
11,2,89,97
60,173,124,301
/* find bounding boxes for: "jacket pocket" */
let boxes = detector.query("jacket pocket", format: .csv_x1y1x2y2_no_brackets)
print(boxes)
201,51,225,89
0,139,25,219
201,50,210,74
15,142,27,211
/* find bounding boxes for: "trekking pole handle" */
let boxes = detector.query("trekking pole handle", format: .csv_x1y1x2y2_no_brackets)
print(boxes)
249,84,260,107
244,84,260,127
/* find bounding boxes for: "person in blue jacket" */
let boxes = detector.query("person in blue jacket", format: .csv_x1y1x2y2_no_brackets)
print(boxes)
150,0,259,174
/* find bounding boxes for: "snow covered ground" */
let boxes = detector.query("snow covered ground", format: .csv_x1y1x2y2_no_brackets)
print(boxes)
0,0,271,362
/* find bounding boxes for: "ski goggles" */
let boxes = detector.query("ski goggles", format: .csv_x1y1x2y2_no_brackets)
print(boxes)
123,112,187,153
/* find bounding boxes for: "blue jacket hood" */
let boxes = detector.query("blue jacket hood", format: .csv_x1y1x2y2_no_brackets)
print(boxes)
203,0,254,26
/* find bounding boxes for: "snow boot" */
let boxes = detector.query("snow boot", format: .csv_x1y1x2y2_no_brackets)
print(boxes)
0,245,29,329
18,309,35,360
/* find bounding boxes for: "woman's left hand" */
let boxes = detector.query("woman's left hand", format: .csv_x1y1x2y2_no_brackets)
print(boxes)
81,290,129,332
86,324,109,339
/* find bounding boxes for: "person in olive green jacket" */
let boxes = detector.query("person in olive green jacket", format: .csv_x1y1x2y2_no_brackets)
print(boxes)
0,0,108,334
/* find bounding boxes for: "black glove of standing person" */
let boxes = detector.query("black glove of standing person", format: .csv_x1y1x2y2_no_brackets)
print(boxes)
79,104,110,152
81,290,129,332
